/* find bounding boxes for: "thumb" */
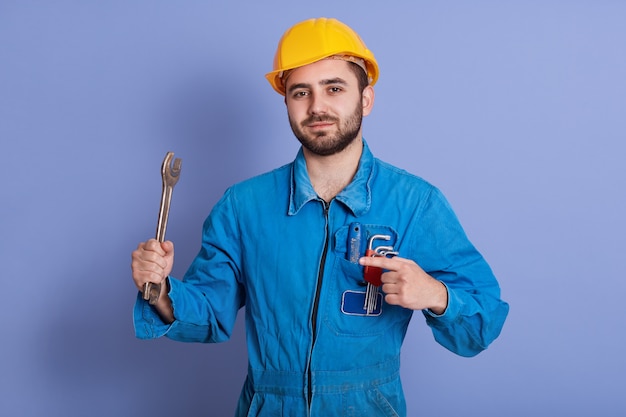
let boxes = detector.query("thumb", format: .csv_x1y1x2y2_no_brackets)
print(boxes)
161,240,174,255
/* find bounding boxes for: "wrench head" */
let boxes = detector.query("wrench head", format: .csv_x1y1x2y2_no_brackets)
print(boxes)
161,151,182,185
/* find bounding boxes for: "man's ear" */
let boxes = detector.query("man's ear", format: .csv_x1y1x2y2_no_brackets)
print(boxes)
361,85,375,117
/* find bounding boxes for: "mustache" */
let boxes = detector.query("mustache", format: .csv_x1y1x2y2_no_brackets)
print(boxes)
301,115,339,126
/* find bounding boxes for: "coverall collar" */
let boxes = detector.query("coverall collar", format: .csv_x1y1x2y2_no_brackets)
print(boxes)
288,139,374,217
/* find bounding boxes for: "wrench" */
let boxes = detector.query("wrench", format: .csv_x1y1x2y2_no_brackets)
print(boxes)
142,151,182,305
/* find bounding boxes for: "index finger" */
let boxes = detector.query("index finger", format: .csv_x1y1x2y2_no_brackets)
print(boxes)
358,254,411,271
143,238,168,255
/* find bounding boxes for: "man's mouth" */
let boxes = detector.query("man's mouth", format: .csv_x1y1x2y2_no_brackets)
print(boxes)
304,117,337,129
308,122,334,128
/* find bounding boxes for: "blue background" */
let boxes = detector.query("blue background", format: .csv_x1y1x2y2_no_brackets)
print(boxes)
1,1,625,416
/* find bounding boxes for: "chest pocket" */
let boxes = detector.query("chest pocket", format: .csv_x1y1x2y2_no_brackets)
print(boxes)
322,224,411,337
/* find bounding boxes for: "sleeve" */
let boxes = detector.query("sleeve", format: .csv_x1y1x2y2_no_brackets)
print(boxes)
133,188,246,343
415,187,509,357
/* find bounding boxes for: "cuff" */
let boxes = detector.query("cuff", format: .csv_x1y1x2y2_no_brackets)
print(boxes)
132,278,174,339
423,282,462,323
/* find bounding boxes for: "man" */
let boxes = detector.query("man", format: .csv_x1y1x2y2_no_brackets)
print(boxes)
132,17,509,416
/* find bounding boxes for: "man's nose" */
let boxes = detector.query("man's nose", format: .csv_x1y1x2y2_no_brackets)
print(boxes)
309,92,329,115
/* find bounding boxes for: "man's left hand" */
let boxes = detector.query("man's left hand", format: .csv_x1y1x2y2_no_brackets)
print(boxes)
359,255,448,315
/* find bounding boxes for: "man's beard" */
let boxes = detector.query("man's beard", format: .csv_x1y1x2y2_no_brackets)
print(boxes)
289,102,363,157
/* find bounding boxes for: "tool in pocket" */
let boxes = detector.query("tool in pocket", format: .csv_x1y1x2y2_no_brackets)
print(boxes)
363,234,392,315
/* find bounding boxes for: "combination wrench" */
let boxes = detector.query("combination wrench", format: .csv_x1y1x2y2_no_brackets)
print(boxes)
142,151,182,305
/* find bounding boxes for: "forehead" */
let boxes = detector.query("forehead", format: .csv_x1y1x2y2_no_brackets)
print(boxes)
285,59,357,88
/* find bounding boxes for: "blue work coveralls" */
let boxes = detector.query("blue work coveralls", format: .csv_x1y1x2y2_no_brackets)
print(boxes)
134,140,509,416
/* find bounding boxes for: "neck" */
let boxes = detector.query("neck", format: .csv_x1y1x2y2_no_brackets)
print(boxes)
303,137,363,202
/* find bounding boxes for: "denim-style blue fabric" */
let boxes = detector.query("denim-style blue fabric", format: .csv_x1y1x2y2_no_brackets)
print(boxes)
134,140,509,416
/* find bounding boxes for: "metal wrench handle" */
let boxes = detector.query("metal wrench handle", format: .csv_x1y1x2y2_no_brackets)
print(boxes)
156,183,174,242
143,152,182,305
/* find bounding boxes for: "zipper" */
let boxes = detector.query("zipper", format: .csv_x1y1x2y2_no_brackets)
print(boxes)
308,200,331,409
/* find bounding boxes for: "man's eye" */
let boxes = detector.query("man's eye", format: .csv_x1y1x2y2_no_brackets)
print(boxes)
292,91,308,98
329,86,343,93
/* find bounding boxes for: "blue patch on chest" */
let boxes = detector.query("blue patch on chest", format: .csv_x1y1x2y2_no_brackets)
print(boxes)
341,290,382,316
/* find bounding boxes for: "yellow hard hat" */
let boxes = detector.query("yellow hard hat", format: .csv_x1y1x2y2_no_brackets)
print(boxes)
266,18,379,95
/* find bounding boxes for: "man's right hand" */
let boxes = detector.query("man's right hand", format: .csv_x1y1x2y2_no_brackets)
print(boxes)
131,239,175,323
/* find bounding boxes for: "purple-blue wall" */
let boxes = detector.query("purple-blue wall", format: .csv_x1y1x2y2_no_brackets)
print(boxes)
2,1,625,416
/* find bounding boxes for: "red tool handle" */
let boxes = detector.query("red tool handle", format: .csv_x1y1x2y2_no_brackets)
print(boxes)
363,249,383,287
